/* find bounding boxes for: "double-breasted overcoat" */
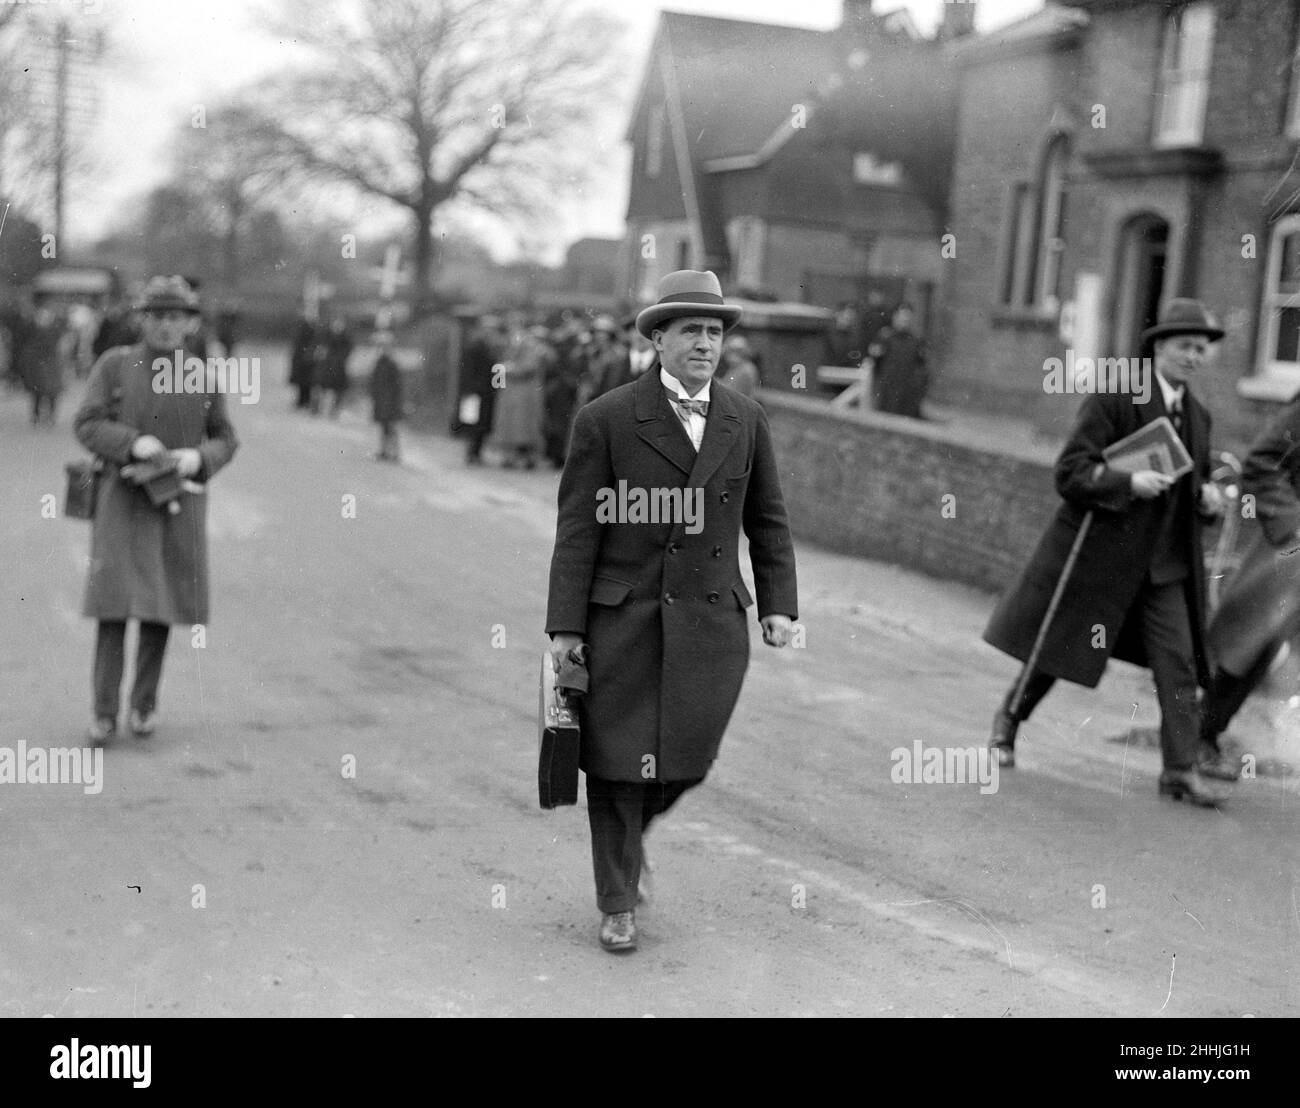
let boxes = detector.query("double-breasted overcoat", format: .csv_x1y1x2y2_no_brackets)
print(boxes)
546,369,798,782
74,343,239,626
984,385,1213,689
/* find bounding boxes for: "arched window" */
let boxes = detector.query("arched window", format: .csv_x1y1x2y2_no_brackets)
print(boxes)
998,133,1069,311
1032,134,1069,310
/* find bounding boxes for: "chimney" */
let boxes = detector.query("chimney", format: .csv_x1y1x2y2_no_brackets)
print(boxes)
841,0,877,34
937,0,977,40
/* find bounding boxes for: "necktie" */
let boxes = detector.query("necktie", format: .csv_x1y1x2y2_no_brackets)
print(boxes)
1169,393,1184,434
672,395,708,417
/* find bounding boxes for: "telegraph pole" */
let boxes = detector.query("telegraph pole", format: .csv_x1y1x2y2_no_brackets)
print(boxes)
54,17,69,250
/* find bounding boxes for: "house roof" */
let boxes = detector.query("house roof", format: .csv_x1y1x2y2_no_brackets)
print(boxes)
626,9,955,269
956,4,1089,63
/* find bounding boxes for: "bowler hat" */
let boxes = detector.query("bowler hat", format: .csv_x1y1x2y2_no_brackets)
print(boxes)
134,275,200,315
1140,298,1224,347
635,270,742,340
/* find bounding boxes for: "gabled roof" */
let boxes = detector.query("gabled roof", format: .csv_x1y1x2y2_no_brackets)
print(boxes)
627,12,835,162
956,5,1089,63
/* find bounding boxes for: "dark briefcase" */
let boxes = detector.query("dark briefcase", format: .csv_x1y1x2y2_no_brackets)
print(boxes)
64,458,102,520
538,649,584,809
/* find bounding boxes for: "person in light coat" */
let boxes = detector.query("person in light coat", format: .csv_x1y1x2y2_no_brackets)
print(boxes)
74,276,239,745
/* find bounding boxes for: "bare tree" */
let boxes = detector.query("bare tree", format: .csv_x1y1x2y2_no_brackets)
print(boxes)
171,103,291,289
243,0,626,312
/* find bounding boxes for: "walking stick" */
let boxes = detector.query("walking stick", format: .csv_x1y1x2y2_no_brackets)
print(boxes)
1008,510,1094,718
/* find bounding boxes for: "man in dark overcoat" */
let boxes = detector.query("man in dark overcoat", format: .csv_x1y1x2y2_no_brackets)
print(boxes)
74,276,239,745
1200,392,1300,768
546,270,798,953
983,299,1230,806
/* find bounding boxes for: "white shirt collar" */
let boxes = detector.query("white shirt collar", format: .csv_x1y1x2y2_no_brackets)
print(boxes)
660,366,711,403
1156,371,1184,412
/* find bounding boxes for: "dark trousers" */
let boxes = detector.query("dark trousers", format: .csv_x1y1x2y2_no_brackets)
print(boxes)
295,383,313,409
1202,646,1281,744
585,775,702,913
1003,580,1201,770
377,420,400,459
93,620,170,721
30,391,57,424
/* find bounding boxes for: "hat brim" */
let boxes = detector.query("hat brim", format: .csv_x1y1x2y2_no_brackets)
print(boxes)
1140,321,1224,346
636,302,741,340
134,299,201,314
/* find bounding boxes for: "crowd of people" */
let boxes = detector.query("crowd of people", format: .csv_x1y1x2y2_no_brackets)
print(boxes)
455,308,763,470
1,283,240,428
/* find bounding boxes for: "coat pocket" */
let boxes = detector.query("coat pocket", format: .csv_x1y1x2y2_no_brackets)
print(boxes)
731,581,754,610
590,576,633,607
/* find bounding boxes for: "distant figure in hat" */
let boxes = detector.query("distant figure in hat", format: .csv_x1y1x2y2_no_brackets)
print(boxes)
983,298,1231,806
545,269,799,952
73,275,240,746
369,330,403,462
868,302,928,419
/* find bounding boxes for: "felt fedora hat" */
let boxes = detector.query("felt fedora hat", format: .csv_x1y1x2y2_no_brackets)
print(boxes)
1140,298,1224,347
635,269,742,339
134,275,201,314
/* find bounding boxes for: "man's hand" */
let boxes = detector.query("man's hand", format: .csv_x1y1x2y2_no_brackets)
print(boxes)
131,434,166,461
171,448,202,478
1199,482,1226,518
1130,470,1174,499
761,614,793,648
550,633,585,670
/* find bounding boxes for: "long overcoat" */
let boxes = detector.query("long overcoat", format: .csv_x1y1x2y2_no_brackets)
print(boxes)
491,333,547,451
74,343,239,626
546,369,799,782
984,385,1212,689
1208,395,1300,675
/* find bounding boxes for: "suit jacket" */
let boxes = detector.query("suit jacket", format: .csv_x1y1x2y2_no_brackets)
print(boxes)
1208,393,1300,675
546,369,798,782
984,384,1212,688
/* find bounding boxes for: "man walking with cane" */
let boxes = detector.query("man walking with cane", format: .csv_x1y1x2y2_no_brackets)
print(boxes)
983,299,1230,807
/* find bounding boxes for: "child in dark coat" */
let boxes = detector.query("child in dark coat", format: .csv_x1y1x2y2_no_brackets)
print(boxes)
369,331,403,462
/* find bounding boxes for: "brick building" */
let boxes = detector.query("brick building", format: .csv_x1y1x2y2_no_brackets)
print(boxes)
619,1,971,321
934,0,1300,449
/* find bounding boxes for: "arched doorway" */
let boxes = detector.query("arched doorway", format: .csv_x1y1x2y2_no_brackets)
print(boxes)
1113,214,1169,357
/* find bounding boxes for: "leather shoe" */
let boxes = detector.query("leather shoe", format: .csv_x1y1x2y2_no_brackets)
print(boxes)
129,709,156,738
989,707,1018,767
86,718,115,747
599,910,637,953
1196,742,1241,782
1158,767,1228,807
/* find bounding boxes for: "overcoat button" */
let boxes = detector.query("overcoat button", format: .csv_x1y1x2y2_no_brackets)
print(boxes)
707,591,720,603
664,593,675,604
720,491,730,503
712,546,722,557
669,543,679,554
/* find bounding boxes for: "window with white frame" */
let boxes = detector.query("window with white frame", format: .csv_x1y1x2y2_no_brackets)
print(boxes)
646,104,666,178
998,135,1069,311
1154,2,1216,147
1032,135,1069,311
1258,215,1300,383
1287,39,1300,140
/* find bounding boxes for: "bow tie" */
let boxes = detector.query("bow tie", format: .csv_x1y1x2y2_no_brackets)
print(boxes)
671,395,708,417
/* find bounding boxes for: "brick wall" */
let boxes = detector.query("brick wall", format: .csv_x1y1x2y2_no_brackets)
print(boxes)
761,389,1059,593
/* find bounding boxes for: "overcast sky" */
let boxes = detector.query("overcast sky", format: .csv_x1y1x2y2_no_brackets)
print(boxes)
49,0,1041,261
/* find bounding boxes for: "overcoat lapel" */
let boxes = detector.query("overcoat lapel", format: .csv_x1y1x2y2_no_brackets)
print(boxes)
687,384,740,487
633,369,696,477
